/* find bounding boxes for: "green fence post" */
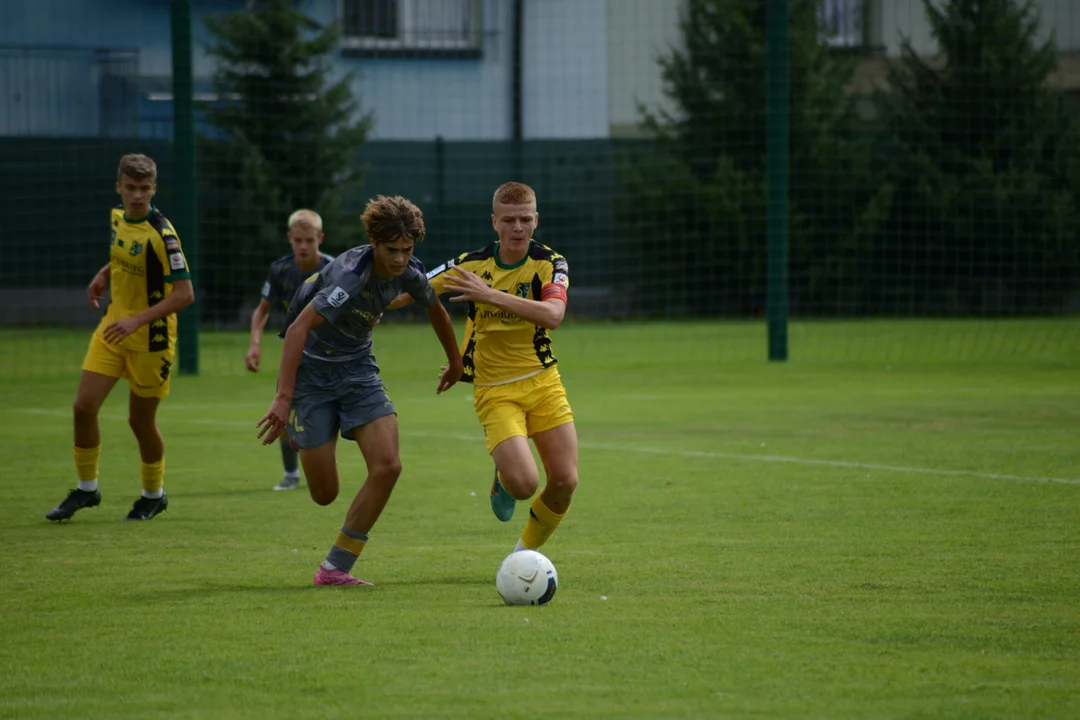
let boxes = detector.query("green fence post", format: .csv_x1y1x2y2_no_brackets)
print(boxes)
766,0,790,362
172,0,199,374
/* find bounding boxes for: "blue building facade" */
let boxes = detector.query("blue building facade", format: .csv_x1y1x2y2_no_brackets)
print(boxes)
0,0,610,141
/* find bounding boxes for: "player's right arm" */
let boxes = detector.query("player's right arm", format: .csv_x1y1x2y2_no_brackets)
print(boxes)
246,298,273,372
88,262,110,309
256,302,327,445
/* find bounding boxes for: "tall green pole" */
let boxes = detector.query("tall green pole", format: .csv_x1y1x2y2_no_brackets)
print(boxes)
765,0,790,362
172,0,199,374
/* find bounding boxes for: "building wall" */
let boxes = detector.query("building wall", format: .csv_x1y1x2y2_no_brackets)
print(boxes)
1,0,613,141
605,0,685,137
879,0,1079,57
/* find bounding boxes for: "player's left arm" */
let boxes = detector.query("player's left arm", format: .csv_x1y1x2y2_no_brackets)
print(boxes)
100,279,194,345
444,266,567,330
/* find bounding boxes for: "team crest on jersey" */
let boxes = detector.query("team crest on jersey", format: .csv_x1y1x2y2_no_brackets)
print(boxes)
516,282,531,298
129,241,144,257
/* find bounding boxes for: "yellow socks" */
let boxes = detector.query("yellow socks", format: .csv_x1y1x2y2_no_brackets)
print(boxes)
73,445,101,490
519,494,567,551
140,458,165,496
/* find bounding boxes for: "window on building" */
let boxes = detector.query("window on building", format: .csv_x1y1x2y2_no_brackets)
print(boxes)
341,0,482,57
819,0,864,49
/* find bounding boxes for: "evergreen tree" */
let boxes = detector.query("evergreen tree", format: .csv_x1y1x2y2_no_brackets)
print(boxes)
621,0,880,316
199,0,372,322
873,0,1080,314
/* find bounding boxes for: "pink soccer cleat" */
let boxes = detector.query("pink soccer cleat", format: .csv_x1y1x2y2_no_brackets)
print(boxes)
313,567,374,587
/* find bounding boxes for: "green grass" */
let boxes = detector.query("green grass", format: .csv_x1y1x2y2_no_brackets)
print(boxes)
1,320,1079,719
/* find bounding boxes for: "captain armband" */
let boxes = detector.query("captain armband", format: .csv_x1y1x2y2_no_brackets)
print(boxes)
541,282,567,303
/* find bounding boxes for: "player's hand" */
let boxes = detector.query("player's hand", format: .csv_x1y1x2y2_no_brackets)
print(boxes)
88,272,108,309
444,267,494,303
101,316,140,344
245,345,261,373
436,359,464,395
372,312,383,328
256,396,291,445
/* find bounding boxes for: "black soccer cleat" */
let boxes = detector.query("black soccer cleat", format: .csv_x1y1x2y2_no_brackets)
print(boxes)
46,488,102,522
125,492,169,521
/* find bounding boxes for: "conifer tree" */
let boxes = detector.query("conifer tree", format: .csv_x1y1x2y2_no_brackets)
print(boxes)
874,0,1079,313
199,0,371,321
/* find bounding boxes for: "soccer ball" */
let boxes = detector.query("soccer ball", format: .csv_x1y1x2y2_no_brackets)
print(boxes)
496,550,558,606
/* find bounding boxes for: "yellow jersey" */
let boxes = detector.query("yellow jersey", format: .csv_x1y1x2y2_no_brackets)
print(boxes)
428,240,569,386
100,206,191,352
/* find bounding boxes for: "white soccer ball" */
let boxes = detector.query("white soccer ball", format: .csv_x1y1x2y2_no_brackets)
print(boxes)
496,550,558,606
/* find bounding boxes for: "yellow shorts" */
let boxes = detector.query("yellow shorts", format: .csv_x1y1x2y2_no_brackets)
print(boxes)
81,333,174,399
473,366,574,454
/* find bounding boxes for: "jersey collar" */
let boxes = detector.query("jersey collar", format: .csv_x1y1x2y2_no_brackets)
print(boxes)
123,205,156,224
494,241,530,270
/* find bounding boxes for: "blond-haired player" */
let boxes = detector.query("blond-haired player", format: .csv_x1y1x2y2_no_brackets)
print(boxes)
246,209,334,490
46,154,195,522
391,181,579,556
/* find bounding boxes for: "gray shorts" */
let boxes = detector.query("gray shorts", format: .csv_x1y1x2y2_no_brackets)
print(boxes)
286,357,396,450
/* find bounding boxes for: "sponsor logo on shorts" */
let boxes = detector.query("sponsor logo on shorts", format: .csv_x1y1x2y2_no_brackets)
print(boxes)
326,286,350,307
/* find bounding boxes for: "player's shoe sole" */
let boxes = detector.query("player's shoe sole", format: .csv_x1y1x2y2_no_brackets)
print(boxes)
46,488,102,522
490,467,516,522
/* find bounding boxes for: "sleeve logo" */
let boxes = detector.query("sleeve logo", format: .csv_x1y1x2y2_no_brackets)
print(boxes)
169,252,185,270
425,257,455,280
327,286,350,307
553,273,569,287
262,281,271,297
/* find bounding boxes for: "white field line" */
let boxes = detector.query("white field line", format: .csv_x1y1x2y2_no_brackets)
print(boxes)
15,408,1080,487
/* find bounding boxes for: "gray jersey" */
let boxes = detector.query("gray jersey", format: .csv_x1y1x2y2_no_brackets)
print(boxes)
283,245,438,363
261,252,335,313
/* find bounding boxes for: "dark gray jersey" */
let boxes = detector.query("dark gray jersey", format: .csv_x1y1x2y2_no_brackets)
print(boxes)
283,246,437,363
261,252,335,313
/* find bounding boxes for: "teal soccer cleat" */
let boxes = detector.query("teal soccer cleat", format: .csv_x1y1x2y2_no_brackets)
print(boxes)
489,467,516,522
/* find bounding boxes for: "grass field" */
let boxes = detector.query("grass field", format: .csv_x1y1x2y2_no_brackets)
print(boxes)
1,320,1079,719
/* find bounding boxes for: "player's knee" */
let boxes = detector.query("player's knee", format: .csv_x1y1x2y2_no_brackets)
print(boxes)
73,398,97,419
308,484,338,506
370,456,402,485
503,469,540,500
546,468,578,497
